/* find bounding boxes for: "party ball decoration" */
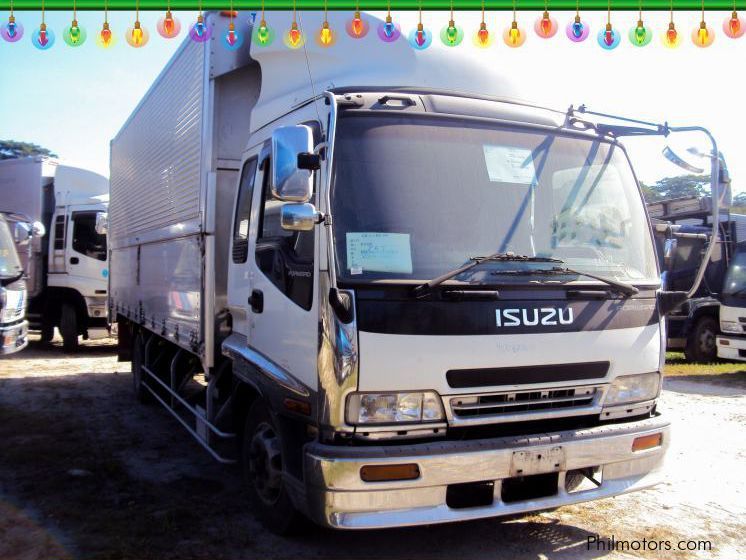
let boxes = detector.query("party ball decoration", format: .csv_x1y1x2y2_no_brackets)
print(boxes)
662,22,680,47
189,14,210,43
284,21,304,49
63,19,87,47
377,15,401,42
157,10,181,39
629,21,652,46
597,23,620,49
691,21,715,47
32,23,55,49
126,21,149,47
408,22,432,49
503,21,526,47
566,16,589,42
223,21,243,50
474,21,492,47
535,11,558,38
317,20,335,47
440,20,463,46
1,16,23,42
96,22,115,48
346,11,369,38
253,18,274,46
723,11,744,38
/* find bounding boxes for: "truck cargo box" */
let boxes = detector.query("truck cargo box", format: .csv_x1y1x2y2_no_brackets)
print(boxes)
109,13,258,366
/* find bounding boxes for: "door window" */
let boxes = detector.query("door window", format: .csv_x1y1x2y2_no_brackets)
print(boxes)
72,211,107,262
232,158,258,264
255,157,315,310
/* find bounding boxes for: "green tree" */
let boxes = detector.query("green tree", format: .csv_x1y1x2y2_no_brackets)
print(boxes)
640,174,711,203
0,140,57,160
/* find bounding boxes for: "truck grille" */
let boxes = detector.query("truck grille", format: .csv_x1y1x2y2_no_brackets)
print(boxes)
449,385,603,422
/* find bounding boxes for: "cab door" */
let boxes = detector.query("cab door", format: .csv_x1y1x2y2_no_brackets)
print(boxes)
243,148,319,390
66,207,108,289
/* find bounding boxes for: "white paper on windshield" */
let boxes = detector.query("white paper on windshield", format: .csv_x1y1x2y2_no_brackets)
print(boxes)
346,232,413,274
483,145,536,184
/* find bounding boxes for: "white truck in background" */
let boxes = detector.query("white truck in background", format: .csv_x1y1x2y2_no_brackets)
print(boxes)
109,11,721,532
0,158,109,351
716,241,746,360
0,213,30,354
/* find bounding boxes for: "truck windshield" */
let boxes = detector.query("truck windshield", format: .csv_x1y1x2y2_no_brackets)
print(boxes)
330,114,658,286
0,219,23,279
722,248,746,297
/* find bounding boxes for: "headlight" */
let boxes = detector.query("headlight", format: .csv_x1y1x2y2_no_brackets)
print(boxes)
346,391,445,425
604,373,661,406
720,321,742,334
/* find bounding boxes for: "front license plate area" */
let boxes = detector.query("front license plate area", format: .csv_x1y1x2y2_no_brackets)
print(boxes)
510,446,565,477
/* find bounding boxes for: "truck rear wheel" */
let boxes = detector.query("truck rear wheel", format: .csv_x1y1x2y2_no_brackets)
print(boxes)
684,316,718,363
131,332,152,404
60,303,79,353
242,400,301,535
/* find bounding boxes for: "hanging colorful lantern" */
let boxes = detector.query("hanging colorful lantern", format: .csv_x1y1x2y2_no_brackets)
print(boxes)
474,3,493,48
284,20,304,49
157,7,181,39
32,22,54,49
724,9,745,38
1,0,23,42
97,21,115,48
378,2,401,42
692,20,715,46
440,2,464,46
503,4,526,48
629,4,652,47
253,1,274,46
346,4,369,38
662,21,680,47
535,9,558,38
190,13,211,42
63,1,87,48
223,6,243,50
598,22,620,49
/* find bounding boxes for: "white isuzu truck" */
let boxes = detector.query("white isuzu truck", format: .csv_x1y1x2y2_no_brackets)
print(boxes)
0,213,30,354
0,158,109,351
109,11,721,532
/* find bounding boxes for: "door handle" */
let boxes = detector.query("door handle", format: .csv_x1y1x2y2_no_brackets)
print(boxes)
70,257,79,265
248,289,264,313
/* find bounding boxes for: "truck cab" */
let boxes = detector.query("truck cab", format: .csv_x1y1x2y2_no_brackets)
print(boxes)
716,243,746,360
0,159,109,351
0,214,29,355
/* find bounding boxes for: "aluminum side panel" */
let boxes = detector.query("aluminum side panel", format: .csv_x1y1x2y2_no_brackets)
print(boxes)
110,236,203,357
357,325,661,394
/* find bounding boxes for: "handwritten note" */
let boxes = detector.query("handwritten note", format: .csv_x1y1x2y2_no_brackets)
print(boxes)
346,232,413,274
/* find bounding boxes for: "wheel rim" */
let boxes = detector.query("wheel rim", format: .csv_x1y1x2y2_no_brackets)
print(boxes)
248,422,283,505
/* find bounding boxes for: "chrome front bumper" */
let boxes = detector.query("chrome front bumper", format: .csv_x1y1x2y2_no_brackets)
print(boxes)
303,414,669,529
0,320,28,355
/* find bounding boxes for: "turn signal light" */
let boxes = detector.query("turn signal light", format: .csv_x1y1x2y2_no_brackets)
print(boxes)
632,433,662,451
360,463,420,482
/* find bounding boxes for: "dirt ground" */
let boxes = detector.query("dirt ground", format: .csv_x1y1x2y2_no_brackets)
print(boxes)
0,336,744,560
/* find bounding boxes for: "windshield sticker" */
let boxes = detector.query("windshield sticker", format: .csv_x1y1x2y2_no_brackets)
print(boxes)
346,232,413,274
483,145,536,185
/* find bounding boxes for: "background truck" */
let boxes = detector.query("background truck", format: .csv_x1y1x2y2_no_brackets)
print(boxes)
0,213,29,355
0,158,109,351
648,193,743,362
716,240,746,360
109,11,718,532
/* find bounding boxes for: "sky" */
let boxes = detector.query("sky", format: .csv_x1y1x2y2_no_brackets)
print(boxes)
1,9,744,194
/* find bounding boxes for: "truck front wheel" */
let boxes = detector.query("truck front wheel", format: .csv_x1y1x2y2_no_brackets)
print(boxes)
684,316,719,363
242,400,301,534
60,303,79,353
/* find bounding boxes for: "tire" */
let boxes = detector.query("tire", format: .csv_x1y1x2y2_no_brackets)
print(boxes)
684,316,719,363
59,303,79,353
242,400,302,535
131,332,152,404
40,321,55,344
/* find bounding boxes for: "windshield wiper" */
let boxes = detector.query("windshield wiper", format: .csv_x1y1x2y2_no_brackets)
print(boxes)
413,252,564,298
490,265,639,296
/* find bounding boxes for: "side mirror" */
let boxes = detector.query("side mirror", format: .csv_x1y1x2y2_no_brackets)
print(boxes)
281,203,324,232
271,125,315,202
663,238,677,272
95,213,108,236
14,222,31,244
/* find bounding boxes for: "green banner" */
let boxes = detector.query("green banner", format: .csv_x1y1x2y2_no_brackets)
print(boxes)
6,1,738,10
